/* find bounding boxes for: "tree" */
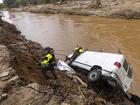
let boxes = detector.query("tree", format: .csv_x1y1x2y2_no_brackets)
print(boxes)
3,0,51,7
4,0,16,7
0,3,6,9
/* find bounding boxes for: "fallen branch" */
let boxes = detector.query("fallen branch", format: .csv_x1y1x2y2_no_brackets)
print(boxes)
73,75,88,88
26,86,47,95
78,87,86,101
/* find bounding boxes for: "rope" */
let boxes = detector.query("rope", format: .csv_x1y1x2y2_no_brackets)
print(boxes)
54,49,74,52
54,52,67,57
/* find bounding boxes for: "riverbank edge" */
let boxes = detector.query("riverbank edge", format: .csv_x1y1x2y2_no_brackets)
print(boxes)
10,3,140,19
10,5,96,16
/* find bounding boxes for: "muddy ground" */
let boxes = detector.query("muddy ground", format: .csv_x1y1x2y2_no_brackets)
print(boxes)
11,0,140,19
0,19,139,105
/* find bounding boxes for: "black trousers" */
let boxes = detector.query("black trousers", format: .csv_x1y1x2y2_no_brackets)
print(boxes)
68,52,80,65
41,64,57,79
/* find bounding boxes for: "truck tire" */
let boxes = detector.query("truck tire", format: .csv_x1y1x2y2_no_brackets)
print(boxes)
130,94,140,105
88,69,101,82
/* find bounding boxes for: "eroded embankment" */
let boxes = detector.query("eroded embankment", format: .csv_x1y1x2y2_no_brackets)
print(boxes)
0,20,139,105
10,0,140,19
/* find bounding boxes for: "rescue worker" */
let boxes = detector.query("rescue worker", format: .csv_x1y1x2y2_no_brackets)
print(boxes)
41,47,57,79
68,46,84,65
75,46,84,54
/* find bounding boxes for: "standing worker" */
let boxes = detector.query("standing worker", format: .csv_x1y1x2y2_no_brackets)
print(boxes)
41,47,57,79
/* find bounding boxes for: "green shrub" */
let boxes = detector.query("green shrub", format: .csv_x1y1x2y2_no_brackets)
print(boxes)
3,0,52,7
0,3,6,9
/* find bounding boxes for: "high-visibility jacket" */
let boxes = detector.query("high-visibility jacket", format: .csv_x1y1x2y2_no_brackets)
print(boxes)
79,48,84,53
75,47,84,54
41,53,54,65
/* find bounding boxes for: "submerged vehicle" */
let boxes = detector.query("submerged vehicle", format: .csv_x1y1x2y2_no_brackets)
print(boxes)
66,51,133,93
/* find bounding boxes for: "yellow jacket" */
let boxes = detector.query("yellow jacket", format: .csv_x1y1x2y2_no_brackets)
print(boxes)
41,53,53,65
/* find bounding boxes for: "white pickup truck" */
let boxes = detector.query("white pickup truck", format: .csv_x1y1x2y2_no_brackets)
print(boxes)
66,51,133,93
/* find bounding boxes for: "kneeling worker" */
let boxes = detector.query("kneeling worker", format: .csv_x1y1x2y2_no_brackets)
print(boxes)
75,45,84,54
68,45,85,65
41,47,57,79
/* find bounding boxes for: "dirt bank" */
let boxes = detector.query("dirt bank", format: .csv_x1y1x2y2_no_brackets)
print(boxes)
0,19,139,104
11,0,140,19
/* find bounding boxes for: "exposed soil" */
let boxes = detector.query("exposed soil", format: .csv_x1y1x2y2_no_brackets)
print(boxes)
0,19,139,105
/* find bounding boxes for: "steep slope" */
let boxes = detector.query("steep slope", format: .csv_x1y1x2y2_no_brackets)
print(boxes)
0,19,139,105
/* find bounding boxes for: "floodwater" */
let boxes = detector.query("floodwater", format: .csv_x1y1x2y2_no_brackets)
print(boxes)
12,12,140,96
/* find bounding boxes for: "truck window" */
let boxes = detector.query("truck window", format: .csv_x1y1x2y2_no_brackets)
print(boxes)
123,59,128,71
127,69,132,78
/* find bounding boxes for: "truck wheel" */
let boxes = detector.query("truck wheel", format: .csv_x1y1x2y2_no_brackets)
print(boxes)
129,94,140,105
88,69,101,82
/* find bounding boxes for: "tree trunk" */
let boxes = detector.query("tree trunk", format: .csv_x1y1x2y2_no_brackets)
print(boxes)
89,0,102,9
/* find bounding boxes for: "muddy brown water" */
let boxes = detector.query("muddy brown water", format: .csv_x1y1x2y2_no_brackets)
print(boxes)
12,12,140,96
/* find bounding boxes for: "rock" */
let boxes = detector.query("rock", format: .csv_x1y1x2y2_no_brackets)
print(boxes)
0,71,9,77
0,46,7,52
0,45,6,49
95,97,107,104
7,75,19,82
0,81,6,93
5,67,13,71
0,93,8,101
0,44,9,65
8,68,16,77
1,93,7,99
0,69,15,81
0,71,10,81
61,102,70,105
8,43,27,51
27,83,40,91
